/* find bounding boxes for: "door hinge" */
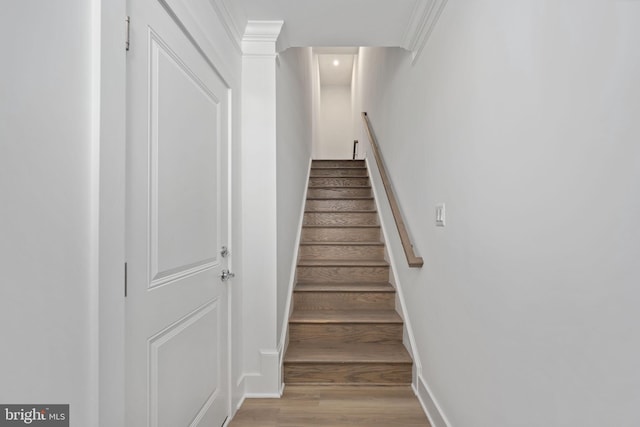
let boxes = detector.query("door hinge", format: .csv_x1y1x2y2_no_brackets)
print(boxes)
124,262,128,297
125,16,131,51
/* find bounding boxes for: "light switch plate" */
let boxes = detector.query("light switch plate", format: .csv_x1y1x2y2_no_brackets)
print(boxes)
435,203,445,227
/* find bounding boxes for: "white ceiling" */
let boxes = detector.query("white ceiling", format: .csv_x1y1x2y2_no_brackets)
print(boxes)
221,0,422,50
318,54,355,86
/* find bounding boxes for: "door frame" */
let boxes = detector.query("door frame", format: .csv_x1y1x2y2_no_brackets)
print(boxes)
92,0,127,426
92,0,238,424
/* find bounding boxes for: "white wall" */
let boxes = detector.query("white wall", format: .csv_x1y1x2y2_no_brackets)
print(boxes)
276,47,313,343
351,55,362,158
311,54,322,159
318,85,353,159
0,2,97,424
355,1,640,426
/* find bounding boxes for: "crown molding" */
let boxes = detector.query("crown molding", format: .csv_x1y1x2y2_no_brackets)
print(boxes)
242,20,284,56
243,20,284,42
402,0,448,64
208,0,242,53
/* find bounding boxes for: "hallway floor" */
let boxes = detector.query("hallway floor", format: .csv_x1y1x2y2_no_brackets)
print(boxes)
228,385,431,426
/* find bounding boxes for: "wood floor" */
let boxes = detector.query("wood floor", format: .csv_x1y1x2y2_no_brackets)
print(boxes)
228,385,431,427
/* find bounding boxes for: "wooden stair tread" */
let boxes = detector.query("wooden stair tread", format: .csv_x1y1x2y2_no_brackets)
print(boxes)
302,225,380,229
310,165,366,169
299,241,384,247
297,259,389,267
309,175,368,178
309,174,369,178
290,310,402,324
309,185,371,189
306,196,374,200
295,282,394,292
311,167,366,170
284,343,412,364
305,210,377,213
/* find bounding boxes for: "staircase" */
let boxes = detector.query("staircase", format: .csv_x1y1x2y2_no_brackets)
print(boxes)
284,159,413,385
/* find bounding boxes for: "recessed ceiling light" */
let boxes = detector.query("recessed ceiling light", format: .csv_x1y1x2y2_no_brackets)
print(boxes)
333,59,340,66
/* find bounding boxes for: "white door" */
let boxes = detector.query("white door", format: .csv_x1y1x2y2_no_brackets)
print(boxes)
125,0,231,425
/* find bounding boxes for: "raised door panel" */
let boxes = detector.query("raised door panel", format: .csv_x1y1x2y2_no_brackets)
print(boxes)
149,31,222,288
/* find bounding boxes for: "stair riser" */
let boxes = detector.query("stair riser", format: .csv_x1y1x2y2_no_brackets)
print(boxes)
301,228,380,242
305,199,375,211
289,324,403,345
309,177,369,187
294,292,395,311
307,188,372,198
303,212,378,226
310,169,368,177
297,266,389,283
312,160,365,168
298,244,384,260
284,363,412,385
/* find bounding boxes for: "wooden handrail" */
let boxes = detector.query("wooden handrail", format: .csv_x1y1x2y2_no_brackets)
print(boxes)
361,112,424,268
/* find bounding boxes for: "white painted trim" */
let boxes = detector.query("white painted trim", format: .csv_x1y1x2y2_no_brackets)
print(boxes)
90,2,101,423
243,20,285,43
225,390,246,427
243,392,282,399
208,0,242,53
401,0,427,49
160,0,239,88
234,394,246,413
242,349,281,395
223,388,247,427
401,0,448,64
414,374,453,427
242,21,284,56
240,20,282,400
92,0,127,425
277,157,313,389
364,155,423,381
225,86,236,425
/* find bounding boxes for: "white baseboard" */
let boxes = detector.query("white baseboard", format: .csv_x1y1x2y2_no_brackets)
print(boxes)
277,156,312,385
242,349,281,396
231,374,245,418
243,391,281,398
363,155,448,426
233,393,245,414
414,374,452,427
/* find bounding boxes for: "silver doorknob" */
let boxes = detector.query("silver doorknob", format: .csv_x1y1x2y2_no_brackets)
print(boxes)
219,269,235,282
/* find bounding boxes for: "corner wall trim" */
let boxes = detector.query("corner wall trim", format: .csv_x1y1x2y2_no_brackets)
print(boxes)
208,0,242,53
401,0,448,64
414,375,452,427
